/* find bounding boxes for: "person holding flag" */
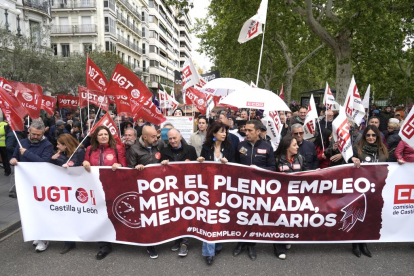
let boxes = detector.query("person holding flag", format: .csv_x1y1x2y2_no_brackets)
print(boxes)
82,125,127,260
9,120,54,251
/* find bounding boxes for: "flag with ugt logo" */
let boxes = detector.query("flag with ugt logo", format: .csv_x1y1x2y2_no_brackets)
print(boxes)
90,113,123,146
344,76,365,126
182,58,200,91
238,0,268,43
399,107,414,149
86,55,109,93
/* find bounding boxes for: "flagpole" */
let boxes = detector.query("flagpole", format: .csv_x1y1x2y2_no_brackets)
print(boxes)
255,23,266,86
12,130,23,149
317,119,325,152
90,99,104,130
65,134,90,165
79,107,83,133
87,90,90,132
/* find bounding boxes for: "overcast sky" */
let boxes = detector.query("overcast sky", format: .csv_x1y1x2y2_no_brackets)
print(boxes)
190,1,213,72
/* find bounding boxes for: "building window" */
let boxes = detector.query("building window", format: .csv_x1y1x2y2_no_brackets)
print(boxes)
149,30,158,39
149,45,158,54
51,44,58,56
149,0,154,8
104,0,115,11
61,44,70,57
142,43,146,54
29,20,41,46
150,60,159,67
84,43,92,54
150,74,159,82
149,15,154,23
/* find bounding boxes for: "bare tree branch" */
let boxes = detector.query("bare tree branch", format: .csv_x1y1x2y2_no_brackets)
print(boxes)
325,0,341,23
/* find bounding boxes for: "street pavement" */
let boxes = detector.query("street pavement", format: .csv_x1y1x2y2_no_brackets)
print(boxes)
0,171,413,275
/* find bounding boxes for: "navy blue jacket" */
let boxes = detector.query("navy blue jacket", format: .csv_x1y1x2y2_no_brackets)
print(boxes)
228,132,239,153
12,137,53,162
236,138,275,171
200,143,235,162
50,148,85,167
298,140,319,170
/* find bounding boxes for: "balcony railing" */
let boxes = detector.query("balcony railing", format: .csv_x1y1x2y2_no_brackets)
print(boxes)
117,35,142,54
23,0,51,16
51,24,97,34
118,0,142,22
51,0,96,9
117,12,142,37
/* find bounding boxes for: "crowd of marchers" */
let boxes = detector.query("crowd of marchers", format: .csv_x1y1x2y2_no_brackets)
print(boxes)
2,103,413,265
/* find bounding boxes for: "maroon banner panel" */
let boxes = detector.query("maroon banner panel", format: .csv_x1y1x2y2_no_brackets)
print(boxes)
99,162,388,244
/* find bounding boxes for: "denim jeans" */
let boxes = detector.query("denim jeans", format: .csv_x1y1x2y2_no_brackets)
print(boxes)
202,242,223,256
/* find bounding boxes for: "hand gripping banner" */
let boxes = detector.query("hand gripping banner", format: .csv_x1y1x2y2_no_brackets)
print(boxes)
15,162,414,245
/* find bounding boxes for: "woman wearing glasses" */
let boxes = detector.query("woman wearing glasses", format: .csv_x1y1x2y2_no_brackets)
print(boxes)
349,125,389,258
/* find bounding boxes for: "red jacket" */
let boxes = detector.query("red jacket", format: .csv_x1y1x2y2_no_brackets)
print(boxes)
395,141,414,162
85,144,127,167
316,146,331,169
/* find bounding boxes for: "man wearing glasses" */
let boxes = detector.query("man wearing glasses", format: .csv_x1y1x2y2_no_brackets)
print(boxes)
291,123,319,170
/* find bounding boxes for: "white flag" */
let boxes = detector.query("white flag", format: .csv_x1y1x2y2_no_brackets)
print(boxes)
182,58,200,90
166,92,179,116
323,82,339,110
303,94,318,140
332,106,353,163
362,84,370,109
238,0,268,43
159,91,168,109
250,81,257,88
262,110,283,151
344,76,365,126
399,107,414,149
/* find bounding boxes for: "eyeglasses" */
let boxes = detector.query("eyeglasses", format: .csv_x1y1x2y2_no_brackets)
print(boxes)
293,132,304,136
365,134,377,138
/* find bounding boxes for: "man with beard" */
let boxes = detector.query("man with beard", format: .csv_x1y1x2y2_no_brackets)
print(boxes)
123,126,163,259
290,106,307,127
9,120,53,252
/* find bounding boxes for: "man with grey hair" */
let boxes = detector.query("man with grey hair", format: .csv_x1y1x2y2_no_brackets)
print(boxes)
160,128,197,257
291,123,319,170
9,119,53,252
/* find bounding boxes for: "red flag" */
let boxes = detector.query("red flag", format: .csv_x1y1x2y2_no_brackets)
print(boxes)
0,78,28,119
107,95,116,104
41,95,57,115
78,86,109,111
107,63,153,116
115,95,133,116
185,88,207,115
0,89,24,131
6,80,43,119
133,99,166,125
89,113,122,146
86,55,109,93
57,95,79,109
279,84,284,101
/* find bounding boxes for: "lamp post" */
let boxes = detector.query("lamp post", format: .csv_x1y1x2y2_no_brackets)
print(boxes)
4,3,10,32
16,9,21,37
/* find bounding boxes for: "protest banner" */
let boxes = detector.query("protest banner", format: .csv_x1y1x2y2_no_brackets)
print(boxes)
16,162,414,245
57,95,79,109
161,116,194,143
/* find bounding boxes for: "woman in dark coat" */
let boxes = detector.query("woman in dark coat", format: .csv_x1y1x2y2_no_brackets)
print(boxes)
197,122,235,265
349,125,389,258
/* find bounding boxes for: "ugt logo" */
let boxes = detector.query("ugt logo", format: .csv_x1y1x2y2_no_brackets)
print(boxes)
401,114,414,139
183,66,192,78
248,21,260,38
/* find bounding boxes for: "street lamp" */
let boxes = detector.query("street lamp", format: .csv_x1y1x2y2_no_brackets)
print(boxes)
16,9,21,37
4,3,10,32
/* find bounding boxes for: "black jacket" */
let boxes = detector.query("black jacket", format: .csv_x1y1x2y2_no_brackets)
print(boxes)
200,143,235,162
275,154,308,173
50,148,85,167
298,140,319,170
236,138,275,171
386,130,401,162
160,142,197,162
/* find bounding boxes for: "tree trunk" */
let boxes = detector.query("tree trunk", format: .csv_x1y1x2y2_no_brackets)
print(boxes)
334,33,352,105
284,72,294,105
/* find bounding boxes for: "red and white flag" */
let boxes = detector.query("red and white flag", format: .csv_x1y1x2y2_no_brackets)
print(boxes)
182,58,200,91
90,113,122,146
86,55,109,93
194,77,207,90
262,110,283,151
78,86,109,111
133,99,166,125
185,87,208,115
0,89,25,131
344,76,365,126
167,92,179,115
107,63,153,116
8,80,43,118
41,95,57,115
250,81,257,88
323,82,339,110
332,107,353,162
0,78,28,119
279,84,285,101
238,0,268,43
303,94,318,140
57,95,79,109
399,107,414,149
